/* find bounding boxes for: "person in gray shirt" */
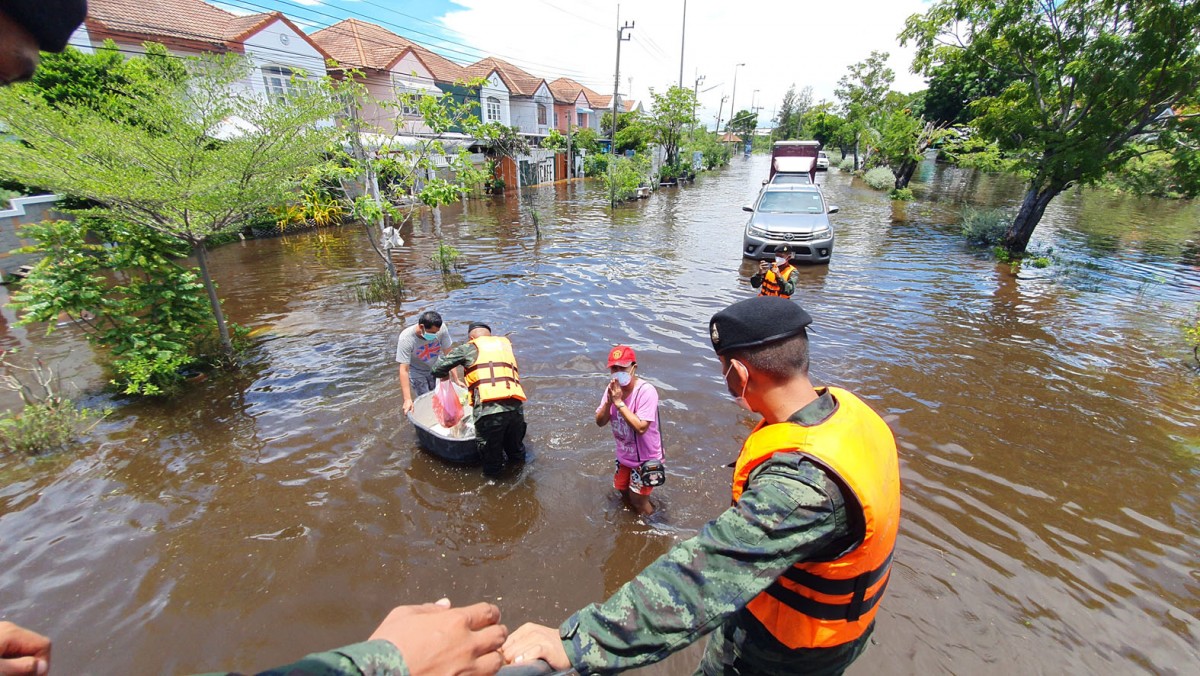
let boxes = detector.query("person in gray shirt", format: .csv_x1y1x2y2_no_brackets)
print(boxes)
397,310,454,414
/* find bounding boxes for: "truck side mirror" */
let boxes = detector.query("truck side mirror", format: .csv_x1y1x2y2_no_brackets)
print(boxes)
828,206,840,214
742,205,754,212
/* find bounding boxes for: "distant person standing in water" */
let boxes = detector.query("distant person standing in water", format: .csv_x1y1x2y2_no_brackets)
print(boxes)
397,310,454,415
595,345,662,516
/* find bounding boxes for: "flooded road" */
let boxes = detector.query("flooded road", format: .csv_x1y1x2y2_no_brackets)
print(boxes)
2,156,1198,674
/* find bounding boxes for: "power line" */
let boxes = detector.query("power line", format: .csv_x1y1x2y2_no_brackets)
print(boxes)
220,0,613,89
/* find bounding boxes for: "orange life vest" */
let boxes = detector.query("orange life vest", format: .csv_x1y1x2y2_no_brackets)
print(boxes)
464,336,527,405
759,263,797,298
731,387,900,649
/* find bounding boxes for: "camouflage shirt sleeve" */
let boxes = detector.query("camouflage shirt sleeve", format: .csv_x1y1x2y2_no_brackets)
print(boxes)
780,267,800,297
205,639,409,676
430,342,477,379
560,453,854,674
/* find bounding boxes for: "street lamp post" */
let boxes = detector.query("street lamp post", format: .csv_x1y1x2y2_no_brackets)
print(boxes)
728,62,745,131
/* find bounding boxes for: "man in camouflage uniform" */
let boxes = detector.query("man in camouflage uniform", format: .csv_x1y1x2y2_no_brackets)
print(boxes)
502,296,900,675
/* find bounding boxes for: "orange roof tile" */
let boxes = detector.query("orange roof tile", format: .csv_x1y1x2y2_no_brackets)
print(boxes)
466,57,545,97
312,18,469,84
87,0,330,60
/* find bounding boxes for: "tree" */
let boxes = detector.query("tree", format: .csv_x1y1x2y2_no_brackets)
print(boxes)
728,109,758,142
0,51,340,359
800,103,845,149
902,0,1200,252
834,51,895,169
650,85,699,168
874,107,943,190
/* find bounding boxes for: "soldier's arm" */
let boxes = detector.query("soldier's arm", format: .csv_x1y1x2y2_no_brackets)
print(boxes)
560,454,853,673
431,343,475,380
781,269,799,297
206,639,408,676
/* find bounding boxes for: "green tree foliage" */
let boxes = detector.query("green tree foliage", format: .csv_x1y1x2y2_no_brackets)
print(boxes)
601,154,651,202
650,85,699,167
902,0,1200,252
728,109,758,143
571,126,601,154
772,85,811,140
301,75,489,279
10,219,217,395
542,129,567,151
874,102,944,190
834,51,895,169
683,131,731,170
800,103,844,149
0,50,340,358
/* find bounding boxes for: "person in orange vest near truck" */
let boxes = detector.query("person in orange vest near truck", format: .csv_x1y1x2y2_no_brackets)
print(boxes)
432,321,527,479
501,296,901,674
751,245,800,298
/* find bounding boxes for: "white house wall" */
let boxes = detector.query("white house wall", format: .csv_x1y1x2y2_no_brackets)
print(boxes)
241,19,326,98
509,98,537,135
532,83,553,137
479,73,510,127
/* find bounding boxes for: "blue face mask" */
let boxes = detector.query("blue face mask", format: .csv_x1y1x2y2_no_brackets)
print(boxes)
613,370,632,387
422,330,438,341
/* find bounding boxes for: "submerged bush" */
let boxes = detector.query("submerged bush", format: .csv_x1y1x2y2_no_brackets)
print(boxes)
351,271,404,303
889,187,914,201
0,353,99,455
601,154,651,202
431,242,461,272
838,157,855,172
1184,307,1200,365
961,207,1011,246
863,167,894,191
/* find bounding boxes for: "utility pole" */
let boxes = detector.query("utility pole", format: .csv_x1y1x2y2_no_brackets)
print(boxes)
692,73,705,129
678,0,687,88
566,118,573,179
728,63,745,131
610,14,634,208
715,93,728,135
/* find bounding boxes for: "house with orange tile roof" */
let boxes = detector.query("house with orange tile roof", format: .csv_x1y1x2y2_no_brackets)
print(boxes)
466,57,553,139
71,0,331,101
311,18,459,136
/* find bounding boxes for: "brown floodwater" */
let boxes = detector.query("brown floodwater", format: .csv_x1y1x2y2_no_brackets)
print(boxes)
2,156,1198,674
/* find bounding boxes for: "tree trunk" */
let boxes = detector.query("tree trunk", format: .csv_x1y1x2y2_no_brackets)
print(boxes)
894,158,918,190
1004,183,1063,253
194,241,232,357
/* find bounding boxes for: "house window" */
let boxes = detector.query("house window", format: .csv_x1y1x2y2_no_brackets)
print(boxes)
392,76,420,116
577,112,586,127
537,103,548,125
486,96,501,122
262,66,295,99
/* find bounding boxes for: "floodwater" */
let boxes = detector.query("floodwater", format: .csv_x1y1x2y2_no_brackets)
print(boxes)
1,156,1198,674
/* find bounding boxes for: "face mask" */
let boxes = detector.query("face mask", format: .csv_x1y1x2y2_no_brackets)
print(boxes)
422,331,438,341
774,256,787,266
613,370,632,387
723,361,753,411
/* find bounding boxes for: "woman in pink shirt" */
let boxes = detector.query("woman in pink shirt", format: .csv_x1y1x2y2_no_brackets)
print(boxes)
595,345,663,516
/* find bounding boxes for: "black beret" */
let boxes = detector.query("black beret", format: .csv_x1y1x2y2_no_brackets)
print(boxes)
777,245,793,255
0,0,87,52
709,296,812,355
467,321,491,333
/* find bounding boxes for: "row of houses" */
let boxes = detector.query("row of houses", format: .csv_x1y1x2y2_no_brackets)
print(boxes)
64,0,642,185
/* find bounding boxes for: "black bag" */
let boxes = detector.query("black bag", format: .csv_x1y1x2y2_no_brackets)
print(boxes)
630,385,666,487
636,459,666,487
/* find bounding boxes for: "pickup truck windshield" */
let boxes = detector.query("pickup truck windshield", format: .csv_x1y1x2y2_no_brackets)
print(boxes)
757,191,824,214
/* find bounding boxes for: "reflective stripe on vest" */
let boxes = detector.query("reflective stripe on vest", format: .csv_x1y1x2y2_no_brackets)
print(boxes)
464,336,527,404
759,263,797,298
732,387,901,649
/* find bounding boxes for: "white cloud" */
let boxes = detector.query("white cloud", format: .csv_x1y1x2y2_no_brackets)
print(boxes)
438,0,929,127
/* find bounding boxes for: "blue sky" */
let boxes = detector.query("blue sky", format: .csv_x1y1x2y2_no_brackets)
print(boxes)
217,1,932,128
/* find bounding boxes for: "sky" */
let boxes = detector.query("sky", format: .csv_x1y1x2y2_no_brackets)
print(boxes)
217,0,932,128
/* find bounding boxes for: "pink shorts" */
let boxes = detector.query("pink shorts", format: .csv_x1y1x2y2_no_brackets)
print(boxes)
614,462,653,496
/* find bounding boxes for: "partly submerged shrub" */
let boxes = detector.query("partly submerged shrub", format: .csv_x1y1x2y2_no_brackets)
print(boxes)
863,167,894,191
961,207,1011,246
838,157,855,172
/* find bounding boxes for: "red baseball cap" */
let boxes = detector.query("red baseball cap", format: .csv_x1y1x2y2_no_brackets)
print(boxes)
607,345,636,367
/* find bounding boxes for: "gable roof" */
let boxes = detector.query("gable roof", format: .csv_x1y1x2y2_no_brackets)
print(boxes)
466,57,545,97
85,0,329,59
312,18,467,83
549,77,610,109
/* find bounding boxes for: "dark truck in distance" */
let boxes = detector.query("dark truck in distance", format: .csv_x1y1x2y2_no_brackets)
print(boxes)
765,140,821,185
